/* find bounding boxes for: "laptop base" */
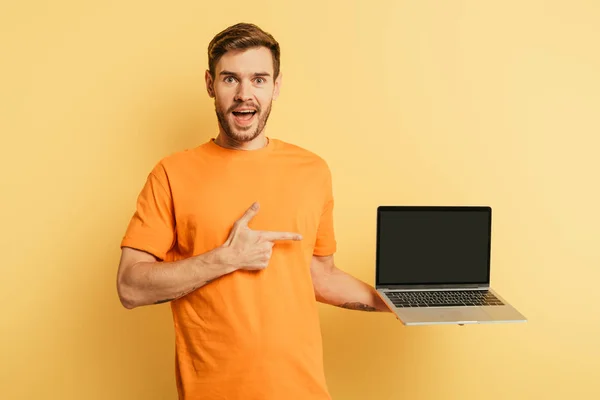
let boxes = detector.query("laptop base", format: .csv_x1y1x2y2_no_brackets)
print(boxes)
378,289,527,326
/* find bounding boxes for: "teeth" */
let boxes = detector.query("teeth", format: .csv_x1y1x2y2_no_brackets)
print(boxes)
236,110,255,113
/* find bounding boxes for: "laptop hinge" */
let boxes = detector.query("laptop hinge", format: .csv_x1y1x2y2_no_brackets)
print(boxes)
378,284,490,291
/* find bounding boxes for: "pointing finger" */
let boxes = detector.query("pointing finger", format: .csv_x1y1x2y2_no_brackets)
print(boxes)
259,230,303,242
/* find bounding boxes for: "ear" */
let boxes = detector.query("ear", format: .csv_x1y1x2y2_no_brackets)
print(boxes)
273,71,282,101
205,70,215,98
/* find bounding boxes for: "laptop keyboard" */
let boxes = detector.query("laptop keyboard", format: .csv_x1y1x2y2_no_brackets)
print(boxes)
386,290,504,308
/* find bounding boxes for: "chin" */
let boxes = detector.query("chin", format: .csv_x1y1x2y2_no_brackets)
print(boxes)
227,125,260,141
227,129,259,143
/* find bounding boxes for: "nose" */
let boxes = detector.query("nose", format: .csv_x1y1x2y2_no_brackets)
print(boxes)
234,80,253,102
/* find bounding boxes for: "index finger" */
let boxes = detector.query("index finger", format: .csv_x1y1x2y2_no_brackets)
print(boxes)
259,230,303,242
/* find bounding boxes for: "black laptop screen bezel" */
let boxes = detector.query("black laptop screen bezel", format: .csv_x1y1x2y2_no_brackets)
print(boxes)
375,206,492,288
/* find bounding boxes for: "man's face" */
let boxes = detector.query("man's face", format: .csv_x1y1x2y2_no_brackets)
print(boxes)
206,47,281,143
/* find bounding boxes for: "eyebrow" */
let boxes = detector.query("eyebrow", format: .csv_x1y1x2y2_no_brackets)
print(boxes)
219,71,271,78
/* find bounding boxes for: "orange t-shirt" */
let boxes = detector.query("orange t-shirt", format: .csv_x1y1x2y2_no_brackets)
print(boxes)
121,137,337,400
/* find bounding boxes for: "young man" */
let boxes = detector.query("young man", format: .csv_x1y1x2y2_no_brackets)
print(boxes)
117,22,390,400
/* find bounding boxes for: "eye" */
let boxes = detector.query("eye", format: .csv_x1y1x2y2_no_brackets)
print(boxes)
255,77,266,84
224,76,237,83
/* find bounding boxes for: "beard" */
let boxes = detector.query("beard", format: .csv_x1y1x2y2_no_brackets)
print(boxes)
215,100,273,143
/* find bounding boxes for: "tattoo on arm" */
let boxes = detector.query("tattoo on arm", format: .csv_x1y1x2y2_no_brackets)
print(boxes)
338,302,378,311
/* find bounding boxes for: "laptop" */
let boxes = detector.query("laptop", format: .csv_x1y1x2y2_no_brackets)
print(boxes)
375,206,527,326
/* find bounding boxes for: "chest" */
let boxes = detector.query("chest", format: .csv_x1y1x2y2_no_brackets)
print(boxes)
169,162,325,257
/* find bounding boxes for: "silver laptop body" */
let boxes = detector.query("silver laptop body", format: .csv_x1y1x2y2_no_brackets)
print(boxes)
375,206,527,326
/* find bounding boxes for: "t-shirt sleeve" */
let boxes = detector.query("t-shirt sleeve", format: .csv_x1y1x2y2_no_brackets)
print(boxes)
120,162,176,261
313,162,337,256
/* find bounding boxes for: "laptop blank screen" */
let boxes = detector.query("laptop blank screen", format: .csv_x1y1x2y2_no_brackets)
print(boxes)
376,207,491,286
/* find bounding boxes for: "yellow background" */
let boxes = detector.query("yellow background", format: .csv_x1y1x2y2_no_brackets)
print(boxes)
2,0,599,399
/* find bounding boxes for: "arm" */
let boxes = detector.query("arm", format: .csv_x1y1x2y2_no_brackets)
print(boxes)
117,246,237,309
117,201,301,309
310,255,391,312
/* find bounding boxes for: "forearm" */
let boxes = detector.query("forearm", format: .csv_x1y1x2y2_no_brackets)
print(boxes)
118,247,237,309
314,267,390,312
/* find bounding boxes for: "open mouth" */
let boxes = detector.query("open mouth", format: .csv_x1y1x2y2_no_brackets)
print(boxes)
232,110,257,122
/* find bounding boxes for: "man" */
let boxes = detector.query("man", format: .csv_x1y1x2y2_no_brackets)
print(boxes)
117,22,391,400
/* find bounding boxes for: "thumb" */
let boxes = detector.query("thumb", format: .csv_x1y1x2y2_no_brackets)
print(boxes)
238,201,260,226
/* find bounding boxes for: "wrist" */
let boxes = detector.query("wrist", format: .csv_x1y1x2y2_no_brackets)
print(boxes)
208,245,240,273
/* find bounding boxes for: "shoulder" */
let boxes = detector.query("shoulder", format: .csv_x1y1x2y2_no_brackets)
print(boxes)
146,146,202,181
273,138,331,172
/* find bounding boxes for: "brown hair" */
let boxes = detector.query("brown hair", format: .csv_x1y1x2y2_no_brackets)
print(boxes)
207,23,281,80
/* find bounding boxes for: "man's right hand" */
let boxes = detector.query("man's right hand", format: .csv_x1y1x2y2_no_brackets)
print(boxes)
220,202,303,271
117,201,303,309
